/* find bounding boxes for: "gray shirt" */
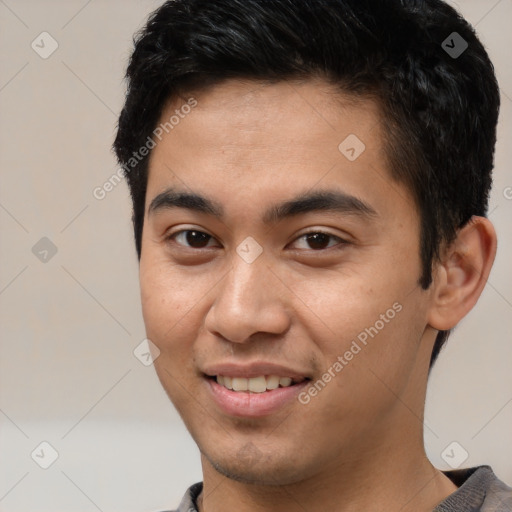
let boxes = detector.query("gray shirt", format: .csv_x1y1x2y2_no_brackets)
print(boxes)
163,466,512,512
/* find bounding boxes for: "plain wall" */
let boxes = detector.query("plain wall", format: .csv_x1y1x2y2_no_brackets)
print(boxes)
0,1,511,511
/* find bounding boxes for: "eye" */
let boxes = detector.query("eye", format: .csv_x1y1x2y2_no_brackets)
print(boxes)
165,229,347,252
166,229,218,249
290,231,347,251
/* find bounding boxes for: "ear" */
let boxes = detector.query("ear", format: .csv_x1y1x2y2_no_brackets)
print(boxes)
427,216,497,331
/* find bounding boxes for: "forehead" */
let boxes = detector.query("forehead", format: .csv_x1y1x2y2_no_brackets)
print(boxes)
161,78,381,155
146,78,417,224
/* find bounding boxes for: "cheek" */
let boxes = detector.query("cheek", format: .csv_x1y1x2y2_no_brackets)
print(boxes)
291,258,425,380
288,262,406,342
139,256,208,351
139,257,211,406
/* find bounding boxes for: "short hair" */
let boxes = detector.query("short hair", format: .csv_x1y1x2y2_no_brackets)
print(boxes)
113,0,500,369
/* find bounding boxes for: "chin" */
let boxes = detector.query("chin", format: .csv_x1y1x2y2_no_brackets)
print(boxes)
201,441,309,486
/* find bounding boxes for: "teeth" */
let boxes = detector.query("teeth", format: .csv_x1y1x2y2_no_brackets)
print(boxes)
223,376,233,390
232,377,248,391
266,375,280,390
279,377,292,387
248,376,267,393
215,375,298,393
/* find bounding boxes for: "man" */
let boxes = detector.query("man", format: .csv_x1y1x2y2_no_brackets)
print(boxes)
113,0,512,510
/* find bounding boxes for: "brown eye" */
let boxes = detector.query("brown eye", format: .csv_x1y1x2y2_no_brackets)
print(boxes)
291,231,346,251
304,233,331,250
168,230,217,249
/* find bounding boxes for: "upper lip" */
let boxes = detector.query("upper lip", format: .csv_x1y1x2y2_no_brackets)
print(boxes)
203,362,310,380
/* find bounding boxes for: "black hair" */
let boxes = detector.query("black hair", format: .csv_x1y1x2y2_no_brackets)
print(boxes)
113,0,500,369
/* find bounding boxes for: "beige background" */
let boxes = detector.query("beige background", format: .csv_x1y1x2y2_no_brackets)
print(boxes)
0,1,511,511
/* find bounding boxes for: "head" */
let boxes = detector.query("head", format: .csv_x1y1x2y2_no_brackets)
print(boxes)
113,0,499,486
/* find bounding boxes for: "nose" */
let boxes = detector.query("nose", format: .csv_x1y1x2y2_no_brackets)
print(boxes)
204,253,291,344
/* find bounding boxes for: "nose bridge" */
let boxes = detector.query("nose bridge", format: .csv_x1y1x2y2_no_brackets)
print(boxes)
205,250,289,343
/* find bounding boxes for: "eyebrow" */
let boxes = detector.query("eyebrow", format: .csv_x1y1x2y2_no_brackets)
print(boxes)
148,187,378,224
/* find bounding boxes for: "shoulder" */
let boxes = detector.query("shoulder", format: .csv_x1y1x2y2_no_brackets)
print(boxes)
481,467,512,512
436,465,512,512
156,481,203,512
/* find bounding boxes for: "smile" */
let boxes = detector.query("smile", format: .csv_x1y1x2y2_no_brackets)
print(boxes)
206,375,310,418
215,375,305,393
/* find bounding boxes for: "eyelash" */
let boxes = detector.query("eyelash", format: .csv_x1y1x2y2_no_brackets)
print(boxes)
165,229,348,252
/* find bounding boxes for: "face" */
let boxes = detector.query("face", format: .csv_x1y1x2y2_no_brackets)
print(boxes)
139,79,436,485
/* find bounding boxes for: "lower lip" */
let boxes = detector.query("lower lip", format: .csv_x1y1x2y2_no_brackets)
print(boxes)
206,378,309,418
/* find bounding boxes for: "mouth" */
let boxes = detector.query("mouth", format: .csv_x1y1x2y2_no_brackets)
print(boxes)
206,374,307,393
204,373,311,418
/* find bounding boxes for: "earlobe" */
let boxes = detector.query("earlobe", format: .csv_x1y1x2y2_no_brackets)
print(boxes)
427,216,497,331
